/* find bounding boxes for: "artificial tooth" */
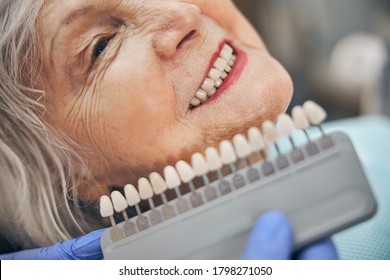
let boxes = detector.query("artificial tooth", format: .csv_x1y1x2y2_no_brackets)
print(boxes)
221,71,228,79
111,191,128,213
100,195,122,241
163,166,181,189
192,152,217,201
175,160,196,183
195,89,207,102
205,147,223,171
219,140,237,165
220,48,233,60
278,113,295,136
292,106,310,130
215,78,223,88
225,65,232,73
149,172,168,195
138,177,154,200
208,68,222,81
100,195,114,218
207,87,216,97
138,178,163,225
303,100,327,126
124,184,141,206
232,134,252,159
190,97,201,107
214,57,229,71
223,43,233,53
191,152,209,176
228,59,234,67
231,54,237,61
124,184,148,231
262,120,279,144
247,127,265,152
278,114,298,149
201,77,215,92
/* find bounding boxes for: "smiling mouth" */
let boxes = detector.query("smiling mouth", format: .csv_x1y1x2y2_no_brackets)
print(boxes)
189,43,237,109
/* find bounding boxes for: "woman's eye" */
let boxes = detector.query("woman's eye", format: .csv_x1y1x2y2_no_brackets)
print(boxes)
92,39,109,62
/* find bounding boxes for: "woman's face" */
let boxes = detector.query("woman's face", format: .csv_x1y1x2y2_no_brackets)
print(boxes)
40,0,292,194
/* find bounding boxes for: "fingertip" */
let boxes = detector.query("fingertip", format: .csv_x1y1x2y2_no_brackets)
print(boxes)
66,229,106,260
295,238,339,260
242,211,293,260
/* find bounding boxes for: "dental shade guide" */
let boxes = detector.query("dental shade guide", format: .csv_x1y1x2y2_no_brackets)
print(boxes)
205,147,232,196
149,172,176,220
138,177,163,226
220,140,246,189
99,195,123,242
278,113,305,163
111,191,137,237
176,160,204,208
192,153,218,201
292,105,320,156
100,101,377,260
233,134,260,183
303,100,334,150
164,166,190,214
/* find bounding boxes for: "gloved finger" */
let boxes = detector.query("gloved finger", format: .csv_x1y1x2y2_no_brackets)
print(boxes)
294,238,338,260
241,211,293,260
0,229,105,260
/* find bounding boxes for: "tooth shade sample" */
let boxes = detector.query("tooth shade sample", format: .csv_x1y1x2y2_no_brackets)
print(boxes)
111,191,128,213
124,184,141,206
247,127,265,152
205,147,222,171
176,160,196,183
292,106,310,129
278,113,295,136
164,166,181,189
303,100,327,125
219,140,237,165
191,152,209,176
232,134,251,159
138,177,154,200
100,195,114,217
149,172,168,195
262,120,279,144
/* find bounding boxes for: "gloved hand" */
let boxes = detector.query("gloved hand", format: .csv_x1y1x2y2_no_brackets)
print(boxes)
242,211,338,260
0,229,104,260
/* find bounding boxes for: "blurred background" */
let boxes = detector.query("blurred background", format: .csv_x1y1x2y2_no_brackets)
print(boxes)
234,0,390,120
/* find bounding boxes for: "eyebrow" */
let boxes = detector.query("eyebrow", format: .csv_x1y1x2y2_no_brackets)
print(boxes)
49,5,94,68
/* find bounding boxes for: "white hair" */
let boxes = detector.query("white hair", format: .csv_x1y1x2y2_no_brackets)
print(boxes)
0,0,97,249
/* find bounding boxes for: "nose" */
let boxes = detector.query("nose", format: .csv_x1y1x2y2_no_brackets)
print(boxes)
152,2,201,60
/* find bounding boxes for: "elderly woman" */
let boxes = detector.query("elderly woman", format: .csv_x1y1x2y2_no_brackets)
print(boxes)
0,0,336,259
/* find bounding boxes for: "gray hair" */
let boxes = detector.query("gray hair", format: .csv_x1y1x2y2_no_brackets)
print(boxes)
0,0,95,249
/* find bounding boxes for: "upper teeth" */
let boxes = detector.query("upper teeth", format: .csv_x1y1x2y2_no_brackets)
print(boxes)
190,43,236,108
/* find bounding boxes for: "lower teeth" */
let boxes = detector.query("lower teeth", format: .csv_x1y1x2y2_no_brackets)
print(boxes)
190,52,236,109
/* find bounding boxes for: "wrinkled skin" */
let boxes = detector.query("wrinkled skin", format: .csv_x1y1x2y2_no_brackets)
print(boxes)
39,0,292,199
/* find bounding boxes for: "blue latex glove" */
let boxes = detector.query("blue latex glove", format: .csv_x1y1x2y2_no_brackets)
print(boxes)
0,229,104,260
242,211,338,260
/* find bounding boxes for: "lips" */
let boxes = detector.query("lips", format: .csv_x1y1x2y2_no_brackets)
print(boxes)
190,42,237,108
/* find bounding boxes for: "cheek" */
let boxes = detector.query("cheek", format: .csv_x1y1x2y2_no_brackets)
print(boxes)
93,49,204,174
187,0,266,50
